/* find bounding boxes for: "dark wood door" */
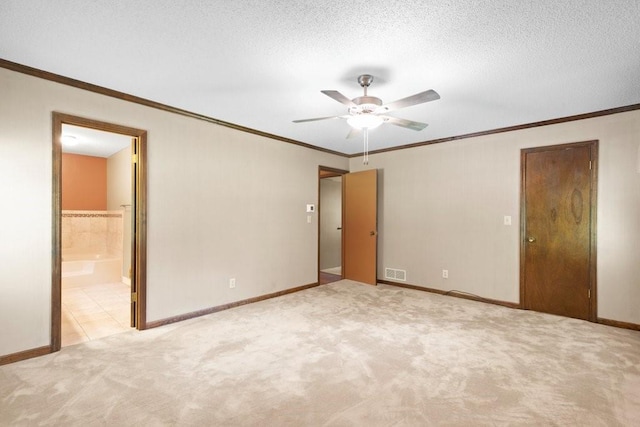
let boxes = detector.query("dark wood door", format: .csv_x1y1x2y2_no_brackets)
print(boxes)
521,142,597,321
343,169,378,285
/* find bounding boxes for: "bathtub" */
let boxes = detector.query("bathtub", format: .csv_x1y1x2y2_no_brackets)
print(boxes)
61,253,123,288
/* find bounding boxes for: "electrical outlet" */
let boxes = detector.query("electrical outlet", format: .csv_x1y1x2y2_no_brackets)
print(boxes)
229,278,236,288
442,270,449,279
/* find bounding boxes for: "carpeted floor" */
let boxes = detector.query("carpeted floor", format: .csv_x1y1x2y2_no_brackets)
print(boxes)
1,280,639,426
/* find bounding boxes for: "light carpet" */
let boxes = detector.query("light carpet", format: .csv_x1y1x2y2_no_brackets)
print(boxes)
1,280,639,426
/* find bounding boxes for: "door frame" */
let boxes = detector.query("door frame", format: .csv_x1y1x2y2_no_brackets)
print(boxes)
318,166,349,284
51,112,148,352
519,140,598,321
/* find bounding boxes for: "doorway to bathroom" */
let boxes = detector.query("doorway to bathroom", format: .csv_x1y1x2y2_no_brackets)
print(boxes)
52,113,147,351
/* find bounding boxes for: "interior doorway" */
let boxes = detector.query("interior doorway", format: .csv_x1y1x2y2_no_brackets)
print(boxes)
520,140,598,321
318,167,348,285
52,113,147,352
318,167,379,286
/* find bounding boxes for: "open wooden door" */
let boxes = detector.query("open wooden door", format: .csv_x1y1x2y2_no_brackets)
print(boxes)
129,133,147,329
343,169,378,285
130,137,138,327
521,141,597,321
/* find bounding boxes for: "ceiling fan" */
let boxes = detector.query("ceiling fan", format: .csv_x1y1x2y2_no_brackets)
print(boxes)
293,74,440,163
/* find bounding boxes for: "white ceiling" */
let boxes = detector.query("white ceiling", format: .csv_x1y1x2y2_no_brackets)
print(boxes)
1,1,639,155
61,124,132,158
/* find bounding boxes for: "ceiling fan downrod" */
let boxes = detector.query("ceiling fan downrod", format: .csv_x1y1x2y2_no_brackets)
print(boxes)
357,74,373,96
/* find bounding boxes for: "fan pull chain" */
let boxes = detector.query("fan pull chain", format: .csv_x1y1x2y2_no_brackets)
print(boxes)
363,128,369,165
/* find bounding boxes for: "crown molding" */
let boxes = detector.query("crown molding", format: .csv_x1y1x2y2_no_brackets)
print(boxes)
0,58,346,158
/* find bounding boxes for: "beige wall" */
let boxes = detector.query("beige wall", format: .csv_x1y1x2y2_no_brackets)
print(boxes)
350,110,640,324
106,146,131,211
107,146,132,279
1,63,638,358
0,67,348,356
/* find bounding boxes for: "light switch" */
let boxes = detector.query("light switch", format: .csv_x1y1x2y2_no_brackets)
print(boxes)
307,215,312,223
504,215,512,226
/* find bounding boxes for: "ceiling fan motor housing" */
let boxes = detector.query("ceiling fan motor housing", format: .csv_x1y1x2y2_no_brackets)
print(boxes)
357,74,374,87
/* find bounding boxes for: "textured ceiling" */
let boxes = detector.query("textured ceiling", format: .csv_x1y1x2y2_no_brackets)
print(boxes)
1,1,639,155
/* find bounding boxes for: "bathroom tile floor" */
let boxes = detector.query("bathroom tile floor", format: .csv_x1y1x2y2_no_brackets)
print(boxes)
61,281,132,347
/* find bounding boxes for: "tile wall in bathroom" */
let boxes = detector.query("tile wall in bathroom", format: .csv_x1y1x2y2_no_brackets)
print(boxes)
61,210,123,257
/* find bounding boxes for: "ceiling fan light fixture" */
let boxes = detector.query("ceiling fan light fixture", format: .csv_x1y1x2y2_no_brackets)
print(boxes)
61,134,79,146
293,74,439,164
347,114,384,130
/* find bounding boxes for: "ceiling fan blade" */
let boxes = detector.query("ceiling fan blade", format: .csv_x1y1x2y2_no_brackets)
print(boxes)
378,89,440,113
292,115,342,123
346,127,362,139
321,90,356,107
380,115,428,131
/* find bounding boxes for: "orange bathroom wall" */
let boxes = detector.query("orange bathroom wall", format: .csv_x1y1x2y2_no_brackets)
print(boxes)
62,153,107,210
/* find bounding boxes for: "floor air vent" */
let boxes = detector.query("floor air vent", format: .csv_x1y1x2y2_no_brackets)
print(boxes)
384,268,406,281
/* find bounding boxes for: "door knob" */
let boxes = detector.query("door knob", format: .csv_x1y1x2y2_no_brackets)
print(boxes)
527,236,536,243
370,231,377,236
